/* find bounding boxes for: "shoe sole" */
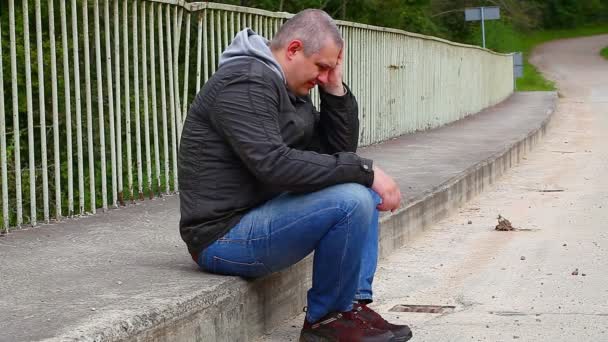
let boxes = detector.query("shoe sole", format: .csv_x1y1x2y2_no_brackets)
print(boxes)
392,330,413,342
393,334,412,342
299,331,399,342
299,332,333,342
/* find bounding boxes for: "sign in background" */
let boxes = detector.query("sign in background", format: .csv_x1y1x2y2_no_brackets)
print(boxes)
465,6,501,48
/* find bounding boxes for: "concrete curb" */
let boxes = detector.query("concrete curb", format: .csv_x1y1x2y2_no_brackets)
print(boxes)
48,93,557,342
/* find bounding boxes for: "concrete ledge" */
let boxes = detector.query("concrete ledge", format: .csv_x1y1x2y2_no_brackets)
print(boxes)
1,92,556,342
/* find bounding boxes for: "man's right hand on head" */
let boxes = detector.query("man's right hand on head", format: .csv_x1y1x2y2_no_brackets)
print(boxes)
371,166,402,212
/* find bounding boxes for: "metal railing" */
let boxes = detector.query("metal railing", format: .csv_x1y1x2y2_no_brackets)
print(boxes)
0,1,514,231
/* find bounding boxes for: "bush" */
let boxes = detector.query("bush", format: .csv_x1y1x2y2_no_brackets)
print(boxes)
467,20,524,53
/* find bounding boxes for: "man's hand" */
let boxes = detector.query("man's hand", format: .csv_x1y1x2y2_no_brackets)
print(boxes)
320,49,345,96
371,165,402,212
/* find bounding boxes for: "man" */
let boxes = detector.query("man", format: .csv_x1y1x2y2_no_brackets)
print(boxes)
179,9,411,342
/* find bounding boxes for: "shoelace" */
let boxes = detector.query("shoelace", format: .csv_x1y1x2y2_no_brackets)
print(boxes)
358,304,390,324
303,306,376,330
349,311,375,329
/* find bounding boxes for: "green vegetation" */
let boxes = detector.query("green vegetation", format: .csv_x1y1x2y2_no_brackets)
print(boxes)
601,46,608,60
517,61,556,91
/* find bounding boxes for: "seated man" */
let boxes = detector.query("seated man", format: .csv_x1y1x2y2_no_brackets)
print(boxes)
178,9,411,342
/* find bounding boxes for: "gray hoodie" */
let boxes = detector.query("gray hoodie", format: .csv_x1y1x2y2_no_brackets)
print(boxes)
218,28,285,82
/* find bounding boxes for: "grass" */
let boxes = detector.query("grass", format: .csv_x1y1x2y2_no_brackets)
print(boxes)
516,25,608,90
601,46,608,60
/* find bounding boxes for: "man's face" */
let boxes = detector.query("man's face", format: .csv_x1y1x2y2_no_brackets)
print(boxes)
284,39,341,96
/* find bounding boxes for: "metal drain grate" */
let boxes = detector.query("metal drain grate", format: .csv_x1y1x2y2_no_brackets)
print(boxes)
389,304,455,314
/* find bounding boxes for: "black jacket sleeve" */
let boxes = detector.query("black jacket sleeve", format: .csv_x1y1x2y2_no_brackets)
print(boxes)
316,84,360,154
209,75,374,193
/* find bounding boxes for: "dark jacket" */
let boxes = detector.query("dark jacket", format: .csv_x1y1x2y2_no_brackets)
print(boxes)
178,34,374,255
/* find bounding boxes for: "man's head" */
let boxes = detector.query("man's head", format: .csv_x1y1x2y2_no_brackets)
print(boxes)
270,9,343,96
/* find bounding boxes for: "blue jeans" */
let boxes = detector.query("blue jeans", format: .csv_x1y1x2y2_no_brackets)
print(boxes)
196,183,381,323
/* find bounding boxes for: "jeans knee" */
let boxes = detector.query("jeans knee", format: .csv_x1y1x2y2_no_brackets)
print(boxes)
334,183,376,219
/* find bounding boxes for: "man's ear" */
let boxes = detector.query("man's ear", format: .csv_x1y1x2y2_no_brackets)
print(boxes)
286,40,303,60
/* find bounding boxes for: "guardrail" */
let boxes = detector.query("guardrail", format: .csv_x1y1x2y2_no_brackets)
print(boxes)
0,0,513,231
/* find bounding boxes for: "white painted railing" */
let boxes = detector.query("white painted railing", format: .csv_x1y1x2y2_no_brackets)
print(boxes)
0,1,513,231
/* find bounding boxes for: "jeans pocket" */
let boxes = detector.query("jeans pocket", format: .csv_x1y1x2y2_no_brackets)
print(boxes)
211,256,270,279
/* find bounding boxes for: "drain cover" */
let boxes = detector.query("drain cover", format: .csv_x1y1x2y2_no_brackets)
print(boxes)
389,304,455,314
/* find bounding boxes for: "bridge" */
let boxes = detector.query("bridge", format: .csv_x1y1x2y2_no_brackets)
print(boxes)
4,1,600,341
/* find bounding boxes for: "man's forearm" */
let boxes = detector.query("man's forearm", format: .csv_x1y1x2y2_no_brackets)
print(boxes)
318,84,360,153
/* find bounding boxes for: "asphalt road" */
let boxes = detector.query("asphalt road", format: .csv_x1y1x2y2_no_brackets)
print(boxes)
260,34,608,341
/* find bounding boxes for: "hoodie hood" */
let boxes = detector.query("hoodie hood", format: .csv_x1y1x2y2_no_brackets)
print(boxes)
218,28,285,82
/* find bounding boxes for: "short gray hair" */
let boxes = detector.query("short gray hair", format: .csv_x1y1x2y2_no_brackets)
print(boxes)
270,9,343,56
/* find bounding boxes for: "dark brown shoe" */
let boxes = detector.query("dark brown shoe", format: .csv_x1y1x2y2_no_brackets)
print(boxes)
299,310,396,342
353,303,412,342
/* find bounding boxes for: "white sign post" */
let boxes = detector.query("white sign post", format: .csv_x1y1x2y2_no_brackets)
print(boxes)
513,52,524,90
465,7,500,48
